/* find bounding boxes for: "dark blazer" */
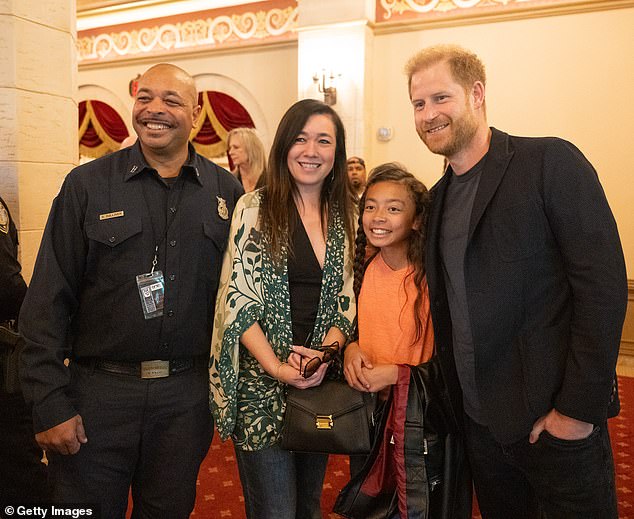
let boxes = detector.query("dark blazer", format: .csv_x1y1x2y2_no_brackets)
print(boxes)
426,127,628,444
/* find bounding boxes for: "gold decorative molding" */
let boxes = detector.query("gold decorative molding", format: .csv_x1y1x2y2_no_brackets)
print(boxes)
375,0,634,30
77,1,298,65
379,0,511,19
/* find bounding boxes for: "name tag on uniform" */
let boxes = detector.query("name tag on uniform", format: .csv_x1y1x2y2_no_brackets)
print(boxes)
136,271,165,319
100,210,125,220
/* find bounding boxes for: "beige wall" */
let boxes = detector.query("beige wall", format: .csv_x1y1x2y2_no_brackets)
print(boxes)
0,0,76,281
370,7,634,277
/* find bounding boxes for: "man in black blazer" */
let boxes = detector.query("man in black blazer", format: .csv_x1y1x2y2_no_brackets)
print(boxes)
405,44,627,518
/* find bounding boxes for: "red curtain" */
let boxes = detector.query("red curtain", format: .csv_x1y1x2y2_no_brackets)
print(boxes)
191,91,255,158
89,100,129,143
193,93,222,146
78,101,87,129
208,91,254,133
78,92,254,160
78,100,129,158
80,122,102,148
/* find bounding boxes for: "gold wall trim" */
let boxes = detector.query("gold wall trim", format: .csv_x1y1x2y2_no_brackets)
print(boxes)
77,1,298,65
77,38,296,71
373,0,634,34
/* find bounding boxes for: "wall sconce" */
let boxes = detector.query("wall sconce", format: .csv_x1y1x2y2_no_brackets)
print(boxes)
129,74,141,97
313,70,340,106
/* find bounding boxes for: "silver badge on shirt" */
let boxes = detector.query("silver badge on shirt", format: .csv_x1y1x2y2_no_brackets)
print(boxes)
0,200,9,234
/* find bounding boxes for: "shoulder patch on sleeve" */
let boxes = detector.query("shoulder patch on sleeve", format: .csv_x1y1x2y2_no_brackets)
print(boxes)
0,199,9,234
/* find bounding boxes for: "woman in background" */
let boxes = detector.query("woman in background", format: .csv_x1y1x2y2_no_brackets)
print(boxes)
227,127,266,192
211,99,356,519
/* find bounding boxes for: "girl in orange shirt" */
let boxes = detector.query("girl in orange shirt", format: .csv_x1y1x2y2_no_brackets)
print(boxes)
339,162,471,519
344,162,433,394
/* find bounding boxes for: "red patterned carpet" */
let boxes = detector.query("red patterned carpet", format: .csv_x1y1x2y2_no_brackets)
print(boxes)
133,376,634,518
612,375,634,518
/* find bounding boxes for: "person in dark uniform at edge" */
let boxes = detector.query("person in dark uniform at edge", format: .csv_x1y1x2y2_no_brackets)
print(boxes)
0,195,48,506
19,63,243,518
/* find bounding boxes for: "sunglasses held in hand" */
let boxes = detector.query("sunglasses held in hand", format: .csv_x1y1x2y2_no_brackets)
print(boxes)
300,341,340,379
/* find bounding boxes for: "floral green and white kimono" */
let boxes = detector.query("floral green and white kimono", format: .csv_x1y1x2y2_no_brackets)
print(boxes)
209,190,356,451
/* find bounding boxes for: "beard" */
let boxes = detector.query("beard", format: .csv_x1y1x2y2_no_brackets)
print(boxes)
417,109,479,158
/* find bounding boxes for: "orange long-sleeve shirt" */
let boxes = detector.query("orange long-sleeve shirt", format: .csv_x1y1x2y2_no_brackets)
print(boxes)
358,253,434,366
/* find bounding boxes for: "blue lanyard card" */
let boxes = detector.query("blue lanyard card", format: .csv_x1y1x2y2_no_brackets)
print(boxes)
136,271,165,319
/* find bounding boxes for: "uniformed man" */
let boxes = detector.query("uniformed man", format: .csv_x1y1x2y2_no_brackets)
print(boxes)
0,195,48,505
19,64,243,518
0,196,26,322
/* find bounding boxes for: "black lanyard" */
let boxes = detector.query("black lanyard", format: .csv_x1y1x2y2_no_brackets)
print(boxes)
139,171,186,273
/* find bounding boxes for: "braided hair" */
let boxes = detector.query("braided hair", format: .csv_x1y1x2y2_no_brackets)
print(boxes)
353,162,431,345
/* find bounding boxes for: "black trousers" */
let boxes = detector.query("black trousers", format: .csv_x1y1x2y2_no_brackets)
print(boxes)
465,414,617,519
47,361,213,519
0,393,49,505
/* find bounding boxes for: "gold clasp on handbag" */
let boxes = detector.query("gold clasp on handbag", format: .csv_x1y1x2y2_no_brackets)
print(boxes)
316,415,333,430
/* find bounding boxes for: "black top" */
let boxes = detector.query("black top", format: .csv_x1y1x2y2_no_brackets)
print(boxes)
0,196,27,322
288,208,323,347
19,142,243,432
439,156,485,424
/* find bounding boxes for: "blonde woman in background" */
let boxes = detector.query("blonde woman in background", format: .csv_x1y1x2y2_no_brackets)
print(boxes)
227,127,266,192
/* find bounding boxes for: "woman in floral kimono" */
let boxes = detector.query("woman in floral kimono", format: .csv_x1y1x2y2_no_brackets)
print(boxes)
210,99,356,519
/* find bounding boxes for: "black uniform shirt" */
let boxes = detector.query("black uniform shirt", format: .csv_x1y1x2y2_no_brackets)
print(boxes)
19,142,243,432
0,196,27,322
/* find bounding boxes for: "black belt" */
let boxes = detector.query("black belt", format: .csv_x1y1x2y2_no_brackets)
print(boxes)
86,358,197,379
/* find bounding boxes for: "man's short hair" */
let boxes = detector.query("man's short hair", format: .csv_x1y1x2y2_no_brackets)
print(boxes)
347,156,365,167
405,44,486,95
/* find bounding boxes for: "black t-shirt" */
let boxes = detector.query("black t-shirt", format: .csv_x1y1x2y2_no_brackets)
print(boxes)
439,155,486,424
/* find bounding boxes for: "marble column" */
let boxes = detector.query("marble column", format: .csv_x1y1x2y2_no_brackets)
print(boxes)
0,0,77,280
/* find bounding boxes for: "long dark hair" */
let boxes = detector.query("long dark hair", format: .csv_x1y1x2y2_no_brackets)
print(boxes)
260,99,354,264
353,162,431,345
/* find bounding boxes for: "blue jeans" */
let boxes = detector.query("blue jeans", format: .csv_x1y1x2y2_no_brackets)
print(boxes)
235,442,328,519
465,414,617,519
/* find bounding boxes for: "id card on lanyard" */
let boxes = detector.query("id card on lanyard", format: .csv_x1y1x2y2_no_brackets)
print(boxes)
135,173,184,320
136,246,164,319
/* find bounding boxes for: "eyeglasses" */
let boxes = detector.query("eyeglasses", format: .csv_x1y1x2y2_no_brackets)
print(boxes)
300,341,340,379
